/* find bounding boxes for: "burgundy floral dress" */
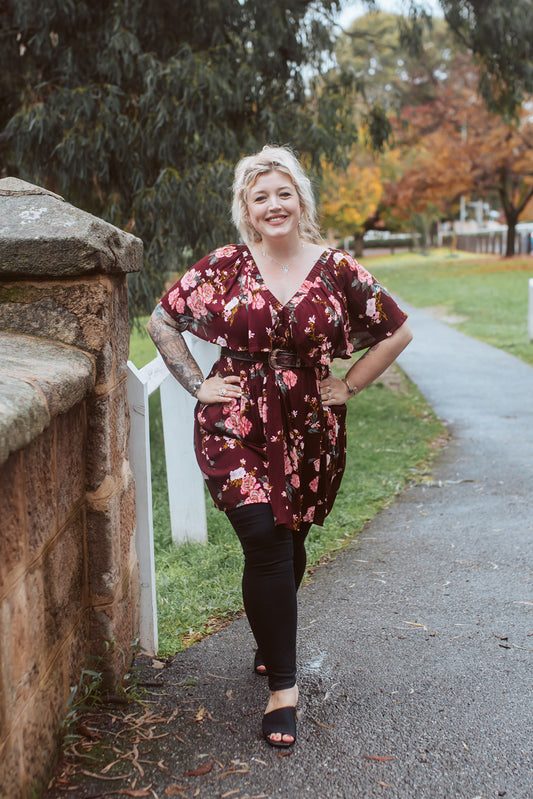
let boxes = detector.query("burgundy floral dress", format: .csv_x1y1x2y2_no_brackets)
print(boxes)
159,244,407,531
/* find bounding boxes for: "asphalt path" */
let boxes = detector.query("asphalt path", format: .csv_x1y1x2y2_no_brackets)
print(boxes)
47,306,532,799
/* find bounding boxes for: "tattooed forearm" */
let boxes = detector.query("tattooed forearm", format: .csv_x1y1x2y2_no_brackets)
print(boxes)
147,305,204,397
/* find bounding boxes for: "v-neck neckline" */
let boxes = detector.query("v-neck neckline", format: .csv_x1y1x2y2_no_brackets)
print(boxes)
244,244,331,309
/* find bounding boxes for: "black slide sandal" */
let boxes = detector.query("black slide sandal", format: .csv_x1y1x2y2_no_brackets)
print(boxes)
262,706,297,748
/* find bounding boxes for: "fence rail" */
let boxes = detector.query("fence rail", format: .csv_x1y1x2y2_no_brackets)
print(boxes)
442,229,533,256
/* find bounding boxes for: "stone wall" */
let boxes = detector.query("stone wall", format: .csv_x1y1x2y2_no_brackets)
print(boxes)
0,178,143,797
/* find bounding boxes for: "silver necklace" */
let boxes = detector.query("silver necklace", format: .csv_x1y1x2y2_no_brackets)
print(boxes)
261,243,303,274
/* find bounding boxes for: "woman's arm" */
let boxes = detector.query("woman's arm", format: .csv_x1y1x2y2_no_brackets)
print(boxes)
146,305,241,404
320,321,413,406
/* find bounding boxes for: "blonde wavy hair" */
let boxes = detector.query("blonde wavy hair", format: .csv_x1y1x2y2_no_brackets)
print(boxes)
232,145,322,245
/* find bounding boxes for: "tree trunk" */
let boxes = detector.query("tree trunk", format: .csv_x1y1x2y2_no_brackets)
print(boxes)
353,231,364,258
505,223,516,257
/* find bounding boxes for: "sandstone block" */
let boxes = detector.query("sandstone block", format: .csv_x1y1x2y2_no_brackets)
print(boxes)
0,177,142,278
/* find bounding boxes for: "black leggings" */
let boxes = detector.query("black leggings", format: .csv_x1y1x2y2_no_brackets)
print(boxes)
226,504,311,691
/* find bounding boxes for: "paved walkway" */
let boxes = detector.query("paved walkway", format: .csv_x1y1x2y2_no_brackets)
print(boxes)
46,306,533,799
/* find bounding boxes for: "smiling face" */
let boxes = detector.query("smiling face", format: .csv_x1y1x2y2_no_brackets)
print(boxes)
246,170,302,244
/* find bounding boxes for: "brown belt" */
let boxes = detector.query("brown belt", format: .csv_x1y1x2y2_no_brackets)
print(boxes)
221,346,306,370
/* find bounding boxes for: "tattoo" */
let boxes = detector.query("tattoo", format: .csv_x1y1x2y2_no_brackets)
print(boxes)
358,341,381,363
147,305,204,397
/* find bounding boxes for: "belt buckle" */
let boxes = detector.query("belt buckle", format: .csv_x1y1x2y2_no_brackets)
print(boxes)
269,348,287,369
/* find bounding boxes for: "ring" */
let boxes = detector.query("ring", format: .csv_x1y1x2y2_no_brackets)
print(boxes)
221,388,226,396
328,387,332,394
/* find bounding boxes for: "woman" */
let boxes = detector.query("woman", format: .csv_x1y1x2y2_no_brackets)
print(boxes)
147,145,412,748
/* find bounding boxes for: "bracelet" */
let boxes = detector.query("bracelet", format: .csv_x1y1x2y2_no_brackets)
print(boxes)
192,377,203,397
343,376,359,397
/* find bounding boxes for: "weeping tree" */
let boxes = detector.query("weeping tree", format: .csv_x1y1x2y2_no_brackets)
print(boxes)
1,0,360,315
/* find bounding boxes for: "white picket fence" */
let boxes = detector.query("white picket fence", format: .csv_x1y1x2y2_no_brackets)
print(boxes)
126,334,220,654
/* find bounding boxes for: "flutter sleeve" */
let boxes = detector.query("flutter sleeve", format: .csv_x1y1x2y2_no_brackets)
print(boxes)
332,250,408,353
159,245,243,345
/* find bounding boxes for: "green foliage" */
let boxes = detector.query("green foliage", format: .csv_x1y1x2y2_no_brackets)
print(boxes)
1,0,360,314
408,0,533,117
61,668,103,746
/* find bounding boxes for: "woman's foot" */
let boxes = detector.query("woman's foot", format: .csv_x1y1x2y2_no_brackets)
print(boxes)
254,649,268,676
262,685,299,747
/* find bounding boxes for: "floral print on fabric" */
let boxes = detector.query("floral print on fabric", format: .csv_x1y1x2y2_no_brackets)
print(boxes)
159,245,407,530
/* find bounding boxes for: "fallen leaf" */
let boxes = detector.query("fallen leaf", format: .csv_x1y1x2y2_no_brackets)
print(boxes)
226,689,234,700
221,791,240,798
184,760,214,777
363,755,395,762
80,770,131,781
401,620,428,631
214,767,250,779
165,786,189,796
377,781,392,787
117,788,153,798
152,659,166,669
277,750,293,758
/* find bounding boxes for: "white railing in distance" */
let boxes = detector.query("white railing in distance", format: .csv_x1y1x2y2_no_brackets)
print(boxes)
127,333,220,654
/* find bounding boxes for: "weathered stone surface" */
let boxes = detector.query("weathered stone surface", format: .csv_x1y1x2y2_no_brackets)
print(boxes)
0,278,130,387
0,570,45,709
24,425,57,556
0,177,142,277
84,380,129,493
0,454,26,591
43,513,86,650
55,404,87,528
0,333,94,466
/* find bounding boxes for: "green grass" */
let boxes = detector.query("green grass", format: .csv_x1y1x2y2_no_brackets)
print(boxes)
367,249,533,367
129,321,443,656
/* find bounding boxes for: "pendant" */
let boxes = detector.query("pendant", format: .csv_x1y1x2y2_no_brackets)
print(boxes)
282,264,289,274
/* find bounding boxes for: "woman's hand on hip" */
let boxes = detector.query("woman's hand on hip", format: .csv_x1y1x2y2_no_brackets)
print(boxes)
320,375,349,406
196,374,241,404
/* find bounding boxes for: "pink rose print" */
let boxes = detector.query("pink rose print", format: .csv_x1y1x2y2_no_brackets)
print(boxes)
257,396,268,423
303,507,315,522
168,287,185,313
239,415,253,437
309,477,319,493
248,289,266,310
245,487,268,504
181,270,199,290
282,370,298,388
198,282,215,303
187,290,207,320
366,297,381,323
215,245,238,258
241,472,258,493
290,474,300,488
356,262,374,286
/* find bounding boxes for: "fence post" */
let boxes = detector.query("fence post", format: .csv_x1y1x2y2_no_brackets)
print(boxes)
127,362,158,654
160,334,220,545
